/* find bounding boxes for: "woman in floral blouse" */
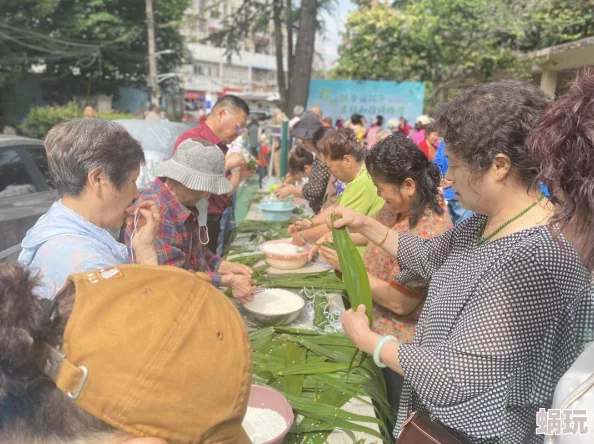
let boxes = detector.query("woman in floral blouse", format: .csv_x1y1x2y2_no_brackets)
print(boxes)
317,133,452,412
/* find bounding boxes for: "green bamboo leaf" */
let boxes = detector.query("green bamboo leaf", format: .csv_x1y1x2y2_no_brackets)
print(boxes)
279,362,352,375
284,342,306,397
330,212,373,324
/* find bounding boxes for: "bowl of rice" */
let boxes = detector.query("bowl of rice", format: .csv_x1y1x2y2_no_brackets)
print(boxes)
242,385,294,444
243,288,305,327
260,238,311,270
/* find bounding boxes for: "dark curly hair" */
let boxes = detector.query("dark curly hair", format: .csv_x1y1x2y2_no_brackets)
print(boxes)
366,133,444,228
0,262,115,442
526,68,594,271
435,81,551,187
318,128,367,162
288,146,314,174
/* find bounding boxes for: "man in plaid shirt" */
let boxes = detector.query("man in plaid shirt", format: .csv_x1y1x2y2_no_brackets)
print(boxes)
126,139,256,303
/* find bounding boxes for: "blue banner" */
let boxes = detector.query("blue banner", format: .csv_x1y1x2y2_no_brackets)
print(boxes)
307,79,425,124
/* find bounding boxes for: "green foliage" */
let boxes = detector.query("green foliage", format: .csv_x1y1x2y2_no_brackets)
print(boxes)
98,111,136,121
332,0,592,107
19,102,82,139
19,102,134,139
0,0,189,95
518,0,593,50
250,327,393,443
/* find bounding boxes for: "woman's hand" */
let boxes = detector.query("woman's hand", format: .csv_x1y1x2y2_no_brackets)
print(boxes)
341,304,377,354
288,219,313,234
227,275,257,303
319,246,340,271
328,206,371,234
238,164,256,180
275,185,295,198
291,231,306,246
308,232,333,261
218,260,253,276
127,201,160,265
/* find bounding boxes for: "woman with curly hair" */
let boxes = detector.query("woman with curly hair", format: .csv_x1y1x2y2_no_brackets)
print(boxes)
315,133,452,413
331,81,594,443
526,68,594,443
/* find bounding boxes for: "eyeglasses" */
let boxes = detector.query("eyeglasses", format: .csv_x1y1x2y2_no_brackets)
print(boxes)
223,109,245,134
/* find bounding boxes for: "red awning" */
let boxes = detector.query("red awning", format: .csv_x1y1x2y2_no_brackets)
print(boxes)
184,91,204,100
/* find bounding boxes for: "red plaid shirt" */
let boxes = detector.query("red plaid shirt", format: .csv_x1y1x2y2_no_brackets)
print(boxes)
174,121,229,216
125,178,223,287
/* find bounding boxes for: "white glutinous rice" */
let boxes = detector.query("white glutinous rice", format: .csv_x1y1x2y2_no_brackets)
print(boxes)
244,289,304,315
242,406,287,444
263,243,306,255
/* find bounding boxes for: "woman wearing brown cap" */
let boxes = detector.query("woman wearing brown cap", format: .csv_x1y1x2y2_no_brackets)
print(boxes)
0,262,253,444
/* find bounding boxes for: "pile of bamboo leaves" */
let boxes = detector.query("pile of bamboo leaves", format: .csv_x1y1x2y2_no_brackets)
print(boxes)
250,326,393,443
252,269,346,295
225,220,293,255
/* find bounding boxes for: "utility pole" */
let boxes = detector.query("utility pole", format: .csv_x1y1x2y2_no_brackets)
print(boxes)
145,0,159,106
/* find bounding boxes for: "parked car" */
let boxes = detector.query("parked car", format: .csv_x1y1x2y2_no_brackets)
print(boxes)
114,119,191,189
0,135,57,255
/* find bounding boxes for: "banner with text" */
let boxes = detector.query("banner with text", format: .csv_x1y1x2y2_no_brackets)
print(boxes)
307,80,425,124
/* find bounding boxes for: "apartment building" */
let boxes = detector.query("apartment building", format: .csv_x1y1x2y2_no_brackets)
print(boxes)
180,0,284,114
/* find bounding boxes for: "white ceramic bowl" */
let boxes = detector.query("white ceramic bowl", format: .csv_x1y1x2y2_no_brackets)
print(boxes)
259,238,311,270
243,289,305,326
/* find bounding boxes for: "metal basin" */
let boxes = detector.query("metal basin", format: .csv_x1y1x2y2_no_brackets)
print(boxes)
243,289,305,327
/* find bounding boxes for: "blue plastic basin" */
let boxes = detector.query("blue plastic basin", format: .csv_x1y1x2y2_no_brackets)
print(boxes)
260,202,296,222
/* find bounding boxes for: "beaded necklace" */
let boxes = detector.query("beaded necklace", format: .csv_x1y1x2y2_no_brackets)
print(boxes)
476,193,546,246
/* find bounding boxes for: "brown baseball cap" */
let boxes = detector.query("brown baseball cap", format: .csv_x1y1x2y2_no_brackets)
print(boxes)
42,265,252,444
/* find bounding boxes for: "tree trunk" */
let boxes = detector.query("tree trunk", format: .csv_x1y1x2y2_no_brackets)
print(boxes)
289,0,317,112
273,0,288,113
286,0,294,111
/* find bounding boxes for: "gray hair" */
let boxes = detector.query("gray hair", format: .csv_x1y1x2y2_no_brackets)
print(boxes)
376,129,392,143
44,119,145,197
386,118,400,131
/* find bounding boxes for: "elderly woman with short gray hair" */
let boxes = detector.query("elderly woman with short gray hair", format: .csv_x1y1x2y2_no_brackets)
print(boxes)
19,119,160,299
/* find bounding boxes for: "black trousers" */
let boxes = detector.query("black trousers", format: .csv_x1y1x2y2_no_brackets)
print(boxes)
383,367,404,432
206,215,222,254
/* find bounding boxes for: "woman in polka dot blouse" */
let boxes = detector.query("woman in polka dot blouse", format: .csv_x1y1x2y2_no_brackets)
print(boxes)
332,81,594,443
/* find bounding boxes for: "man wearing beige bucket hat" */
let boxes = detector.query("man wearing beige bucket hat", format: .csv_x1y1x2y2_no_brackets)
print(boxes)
0,261,252,443
125,139,257,302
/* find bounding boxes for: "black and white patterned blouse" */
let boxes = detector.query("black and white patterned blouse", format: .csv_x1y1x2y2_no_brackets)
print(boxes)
302,157,330,214
393,215,594,444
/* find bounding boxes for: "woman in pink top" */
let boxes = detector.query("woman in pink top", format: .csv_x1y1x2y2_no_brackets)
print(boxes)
412,114,433,145
366,115,384,149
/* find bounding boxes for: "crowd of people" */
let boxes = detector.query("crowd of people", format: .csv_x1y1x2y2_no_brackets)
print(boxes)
1,69,594,443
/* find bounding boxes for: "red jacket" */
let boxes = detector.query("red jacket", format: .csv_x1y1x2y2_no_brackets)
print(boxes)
174,122,229,216
417,139,437,161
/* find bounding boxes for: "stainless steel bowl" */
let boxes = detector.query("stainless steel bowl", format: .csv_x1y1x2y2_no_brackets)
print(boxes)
243,292,305,327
